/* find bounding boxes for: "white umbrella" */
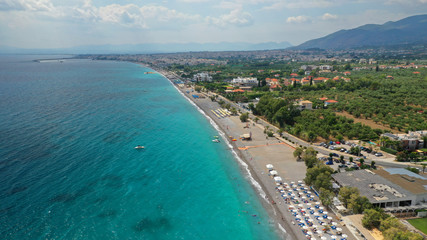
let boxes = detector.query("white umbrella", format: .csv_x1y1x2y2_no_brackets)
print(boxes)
312,225,318,229
307,203,312,206
291,181,295,184
266,164,274,169
318,230,324,235
307,218,313,222
328,216,333,220
319,207,324,210
331,235,337,239
315,202,320,204
321,237,327,240
314,212,319,216
336,227,342,231
274,176,282,182
332,222,337,225
270,170,278,175
298,204,304,207
302,196,306,199
323,211,328,215
298,180,303,183
296,215,301,218
342,234,348,238
307,231,313,235
303,226,308,229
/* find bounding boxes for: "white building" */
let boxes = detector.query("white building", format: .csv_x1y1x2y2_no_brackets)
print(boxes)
231,77,258,87
193,72,212,82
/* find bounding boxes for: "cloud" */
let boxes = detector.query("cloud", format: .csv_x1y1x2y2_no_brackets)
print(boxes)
263,0,334,10
286,15,310,23
321,13,337,20
0,0,55,12
206,8,253,27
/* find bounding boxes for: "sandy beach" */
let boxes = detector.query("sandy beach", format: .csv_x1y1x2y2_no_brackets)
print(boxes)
153,68,356,240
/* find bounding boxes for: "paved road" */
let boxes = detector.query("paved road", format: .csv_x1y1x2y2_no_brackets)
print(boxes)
214,94,417,169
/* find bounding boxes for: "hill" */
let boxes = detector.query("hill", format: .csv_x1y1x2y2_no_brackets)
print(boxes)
294,14,427,50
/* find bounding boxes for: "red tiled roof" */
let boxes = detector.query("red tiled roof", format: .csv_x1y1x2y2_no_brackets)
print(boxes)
290,73,298,76
413,72,420,74
232,89,245,93
325,100,338,103
319,97,328,101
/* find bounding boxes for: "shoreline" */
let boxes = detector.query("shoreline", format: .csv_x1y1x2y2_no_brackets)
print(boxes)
151,66,298,240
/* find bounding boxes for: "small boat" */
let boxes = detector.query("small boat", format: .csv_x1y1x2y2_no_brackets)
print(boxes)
134,145,145,149
212,139,220,143
213,136,219,138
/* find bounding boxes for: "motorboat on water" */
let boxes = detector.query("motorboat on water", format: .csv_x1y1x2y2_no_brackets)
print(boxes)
135,145,145,149
212,139,220,143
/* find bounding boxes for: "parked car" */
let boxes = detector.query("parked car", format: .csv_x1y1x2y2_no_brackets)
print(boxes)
340,148,346,152
331,153,339,157
375,152,383,157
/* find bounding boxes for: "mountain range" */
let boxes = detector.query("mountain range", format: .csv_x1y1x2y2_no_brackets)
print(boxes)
0,41,292,55
294,14,427,50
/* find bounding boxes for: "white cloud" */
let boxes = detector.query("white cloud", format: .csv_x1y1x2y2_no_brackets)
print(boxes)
286,15,310,23
263,0,334,10
0,0,55,11
321,13,337,20
206,8,253,27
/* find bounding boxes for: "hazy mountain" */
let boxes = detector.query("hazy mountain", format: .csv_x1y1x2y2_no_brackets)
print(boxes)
294,14,427,50
0,41,292,54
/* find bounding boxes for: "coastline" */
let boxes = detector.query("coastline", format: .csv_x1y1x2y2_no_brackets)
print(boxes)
152,67,299,240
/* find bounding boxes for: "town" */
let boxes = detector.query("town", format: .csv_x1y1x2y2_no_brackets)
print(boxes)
80,48,427,240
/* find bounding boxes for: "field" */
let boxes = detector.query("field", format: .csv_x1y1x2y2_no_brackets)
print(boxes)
407,217,427,235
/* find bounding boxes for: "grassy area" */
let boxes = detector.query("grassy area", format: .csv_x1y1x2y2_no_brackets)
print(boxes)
407,218,427,235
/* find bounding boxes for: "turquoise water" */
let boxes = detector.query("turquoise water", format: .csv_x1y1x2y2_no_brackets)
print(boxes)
0,56,281,239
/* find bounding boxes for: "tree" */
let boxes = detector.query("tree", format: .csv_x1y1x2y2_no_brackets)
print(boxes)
293,147,304,161
370,161,376,169
348,195,372,214
362,209,384,229
380,217,404,232
230,108,238,115
319,188,334,207
239,112,249,122
349,157,353,163
422,163,427,173
339,186,359,208
359,158,365,167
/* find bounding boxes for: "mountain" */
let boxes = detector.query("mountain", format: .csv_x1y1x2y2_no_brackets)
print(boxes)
0,41,292,54
294,14,427,50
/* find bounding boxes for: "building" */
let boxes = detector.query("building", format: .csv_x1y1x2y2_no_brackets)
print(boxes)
382,131,427,150
332,169,427,211
324,99,338,107
231,77,258,87
193,72,212,82
296,100,312,110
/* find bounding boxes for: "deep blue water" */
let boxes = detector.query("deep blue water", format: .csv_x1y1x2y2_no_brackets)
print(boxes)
0,55,280,239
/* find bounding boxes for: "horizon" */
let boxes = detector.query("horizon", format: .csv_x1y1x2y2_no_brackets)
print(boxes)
1,0,426,50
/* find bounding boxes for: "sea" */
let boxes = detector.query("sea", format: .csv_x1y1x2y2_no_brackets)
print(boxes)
0,55,282,240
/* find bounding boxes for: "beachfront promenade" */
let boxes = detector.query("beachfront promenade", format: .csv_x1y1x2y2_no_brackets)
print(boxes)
174,84,356,240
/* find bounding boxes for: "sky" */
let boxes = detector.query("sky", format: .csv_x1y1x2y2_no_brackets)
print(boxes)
0,0,426,49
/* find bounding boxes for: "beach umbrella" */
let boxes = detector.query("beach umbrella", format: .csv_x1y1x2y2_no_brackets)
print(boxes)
315,202,320,204
321,237,327,240
336,227,342,231
298,180,303,183
296,215,301,218
307,203,312,206
332,222,337,225
312,225,318,229
307,218,313,222
298,204,304,207
303,226,308,229
342,234,348,238
307,231,312,235
266,164,274,170
323,211,328,215
319,207,324,210
270,170,278,175
328,216,333,220
291,181,295,184
274,176,282,182
331,235,337,239
314,212,319,216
